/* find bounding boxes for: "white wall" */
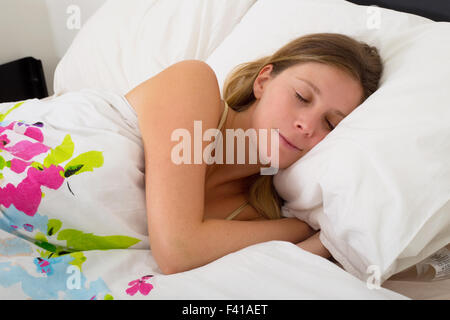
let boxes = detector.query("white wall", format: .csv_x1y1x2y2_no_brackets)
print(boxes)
0,0,106,95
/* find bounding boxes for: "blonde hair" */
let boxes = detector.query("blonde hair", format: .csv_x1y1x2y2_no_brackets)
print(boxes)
222,33,383,220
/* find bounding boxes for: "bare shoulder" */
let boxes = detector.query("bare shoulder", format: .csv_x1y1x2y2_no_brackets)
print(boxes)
125,59,222,119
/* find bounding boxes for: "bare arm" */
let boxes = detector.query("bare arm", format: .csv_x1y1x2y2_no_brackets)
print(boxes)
125,60,315,275
296,231,331,259
170,218,316,274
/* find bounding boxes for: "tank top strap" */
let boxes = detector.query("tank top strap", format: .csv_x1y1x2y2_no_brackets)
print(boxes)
225,201,250,220
217,100,229,131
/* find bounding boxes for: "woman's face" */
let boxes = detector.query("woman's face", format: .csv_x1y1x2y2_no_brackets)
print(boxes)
251,61,364,169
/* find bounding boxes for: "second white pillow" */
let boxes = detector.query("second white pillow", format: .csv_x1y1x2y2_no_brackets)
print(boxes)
53,0,256,96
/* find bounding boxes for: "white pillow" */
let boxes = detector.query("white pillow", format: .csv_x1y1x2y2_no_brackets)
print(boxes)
206,0,450,283
53,0,256,96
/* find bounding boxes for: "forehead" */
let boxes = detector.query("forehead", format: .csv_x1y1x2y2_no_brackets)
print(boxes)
284,62,354,83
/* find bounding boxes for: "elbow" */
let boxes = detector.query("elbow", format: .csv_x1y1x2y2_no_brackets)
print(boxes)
150,226,204,275
154,249,182,275
158,258,191,275
154,252,172,275
159,264,177,276
152,242,193,275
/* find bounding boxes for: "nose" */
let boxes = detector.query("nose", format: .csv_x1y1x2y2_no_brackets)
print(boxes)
296,123,310,137
295,106,322,138
296,118,316,137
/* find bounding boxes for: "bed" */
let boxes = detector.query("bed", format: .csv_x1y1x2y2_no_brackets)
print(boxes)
1,0,449,300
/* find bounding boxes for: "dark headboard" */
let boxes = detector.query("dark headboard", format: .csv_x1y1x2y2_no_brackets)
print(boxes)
346,0,450,22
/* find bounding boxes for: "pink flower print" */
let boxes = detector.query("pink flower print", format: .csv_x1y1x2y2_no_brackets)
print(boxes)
3,140,50,161
28,164,65,189
0,165,64,216
0,122,15,134
23,224,34,232
0,134,10,146
24,126,44,143
126,275,154,296
1,121,44,143
34,258,53,275
33,256,62,275
9,158,33,174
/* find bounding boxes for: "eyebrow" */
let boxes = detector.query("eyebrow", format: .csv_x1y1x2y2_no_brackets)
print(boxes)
295,77,348,118
296,77,321,96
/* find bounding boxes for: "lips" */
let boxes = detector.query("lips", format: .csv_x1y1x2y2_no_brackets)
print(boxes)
279,132,302,151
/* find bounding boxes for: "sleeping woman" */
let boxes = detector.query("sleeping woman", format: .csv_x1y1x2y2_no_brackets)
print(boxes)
0,33,383,275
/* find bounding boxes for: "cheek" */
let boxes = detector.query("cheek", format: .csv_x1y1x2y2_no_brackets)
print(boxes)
252,107,274,132
254,102,288,130
312,133,328,146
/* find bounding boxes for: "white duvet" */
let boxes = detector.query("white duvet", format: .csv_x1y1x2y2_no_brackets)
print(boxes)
0,230,407,300
0,91,408,300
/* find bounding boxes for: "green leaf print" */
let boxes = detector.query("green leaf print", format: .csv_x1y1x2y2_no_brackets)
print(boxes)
31,162,43,171
0,101,25,121
63,151,104,178
47,219,63,236
57,229,140,251
34,232,58,254
69,251,87,270
43,134,75,168
35,241,57,253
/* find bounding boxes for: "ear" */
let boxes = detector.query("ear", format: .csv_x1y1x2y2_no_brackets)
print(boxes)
253,64,274,99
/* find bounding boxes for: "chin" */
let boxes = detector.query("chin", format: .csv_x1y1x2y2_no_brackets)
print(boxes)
284,155,303,169
276,158,295,170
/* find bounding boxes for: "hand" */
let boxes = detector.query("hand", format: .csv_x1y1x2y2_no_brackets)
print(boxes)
296,231,331,259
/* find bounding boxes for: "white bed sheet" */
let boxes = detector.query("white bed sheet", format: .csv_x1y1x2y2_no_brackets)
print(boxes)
0,226,408,299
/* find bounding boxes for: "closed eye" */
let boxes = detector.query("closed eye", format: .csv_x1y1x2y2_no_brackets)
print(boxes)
295,92,308,103
326,119,335,130
296,92,335,131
